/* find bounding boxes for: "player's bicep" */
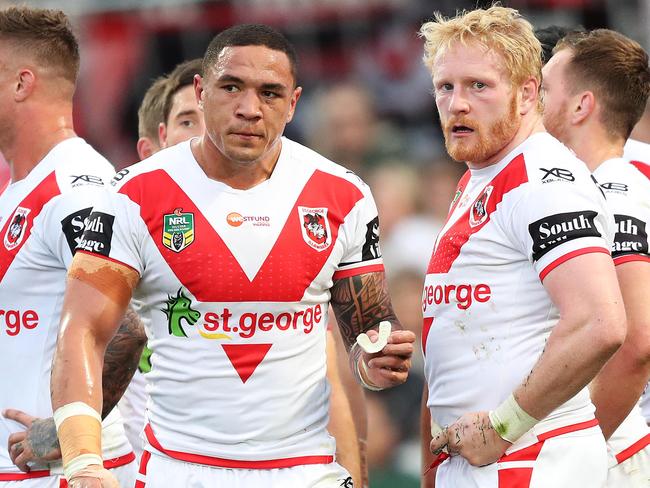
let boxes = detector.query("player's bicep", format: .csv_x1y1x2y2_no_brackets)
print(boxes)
63,252,139,345
330,271,397,349
542,251,622,332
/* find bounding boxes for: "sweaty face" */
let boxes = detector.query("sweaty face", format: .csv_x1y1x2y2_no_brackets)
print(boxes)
541,49,574,144
163,85,205,147
432,43,521,168
196,45,300,166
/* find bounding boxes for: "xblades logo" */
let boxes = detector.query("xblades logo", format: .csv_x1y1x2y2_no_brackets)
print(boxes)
70,174,103,186
540,167,575,182
601,182,628,192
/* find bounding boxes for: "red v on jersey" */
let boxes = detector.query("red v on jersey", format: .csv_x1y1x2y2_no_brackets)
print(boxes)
121,169,364,302
422,155,528,353
427,154,528,274
0,172,59,281
222,343,272,384
631,160,650,181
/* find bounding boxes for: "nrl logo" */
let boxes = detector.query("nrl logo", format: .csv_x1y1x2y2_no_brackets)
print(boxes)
4,207,31,251
299,206,332,252
162,208,194,252
469,185,493,228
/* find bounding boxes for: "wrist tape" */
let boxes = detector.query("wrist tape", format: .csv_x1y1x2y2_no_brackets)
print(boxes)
53,402,103,480
488,394,539,444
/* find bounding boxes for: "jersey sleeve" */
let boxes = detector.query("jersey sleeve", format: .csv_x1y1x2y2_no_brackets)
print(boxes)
75,187,147,276
506,176,612,281
38,167,114,269
332,185,384,280
608,169,650,265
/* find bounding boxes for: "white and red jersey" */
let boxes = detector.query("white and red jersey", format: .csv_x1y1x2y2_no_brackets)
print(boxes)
422,132,612,435
623,139,650,426
595,156,650,463
0,138,133,477
79,137,383,465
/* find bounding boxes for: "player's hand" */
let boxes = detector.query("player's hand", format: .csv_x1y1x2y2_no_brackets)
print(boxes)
362,329,416,389
68,466,120,488
429,411,511,467
3,409,61,472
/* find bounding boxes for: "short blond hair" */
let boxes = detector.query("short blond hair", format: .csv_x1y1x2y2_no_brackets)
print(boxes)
419,6,541,87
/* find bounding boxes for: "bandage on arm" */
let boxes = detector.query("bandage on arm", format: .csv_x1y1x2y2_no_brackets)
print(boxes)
488,393,539,444
51,253,138,477
53,402,103,480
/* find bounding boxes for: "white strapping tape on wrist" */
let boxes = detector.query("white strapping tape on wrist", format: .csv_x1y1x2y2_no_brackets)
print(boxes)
53,401,101,431
358,357,385,391
488,393,539,444
356,321,391,353
63,453,103,481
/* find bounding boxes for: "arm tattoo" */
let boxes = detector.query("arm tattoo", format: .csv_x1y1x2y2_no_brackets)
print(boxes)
27,418,60,458
330,271,399,350
101,306,146,418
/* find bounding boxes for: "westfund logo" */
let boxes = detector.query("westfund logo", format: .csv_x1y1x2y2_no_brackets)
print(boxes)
529,210,601,262
76,211,114,257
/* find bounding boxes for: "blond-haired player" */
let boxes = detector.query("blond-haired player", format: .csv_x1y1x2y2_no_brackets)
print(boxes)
419,6,625,487
543,28,650,487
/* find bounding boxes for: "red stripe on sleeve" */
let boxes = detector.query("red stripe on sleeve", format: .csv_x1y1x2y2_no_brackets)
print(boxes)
539,247,610,282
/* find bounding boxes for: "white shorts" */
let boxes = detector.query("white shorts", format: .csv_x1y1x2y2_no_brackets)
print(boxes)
0,459,136,488
135,450,353,488
608,444,650,487
436,423,607,488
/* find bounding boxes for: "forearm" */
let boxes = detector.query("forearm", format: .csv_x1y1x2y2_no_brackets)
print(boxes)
328,383,361,486
514,317,622,421
591,341,650,438
330,272,400,351
101,306,146,418
421,386,436,488
592,262,650,438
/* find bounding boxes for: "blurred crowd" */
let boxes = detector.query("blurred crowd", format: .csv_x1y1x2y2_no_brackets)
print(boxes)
0,0,647,486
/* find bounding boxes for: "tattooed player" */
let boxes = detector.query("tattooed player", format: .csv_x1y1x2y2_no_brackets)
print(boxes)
50,24,415,487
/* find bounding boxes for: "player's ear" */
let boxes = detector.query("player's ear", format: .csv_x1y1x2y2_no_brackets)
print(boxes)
14,69,35,102
194,74,204,111
159,122,168,148
286,86,302,123
572,91,594,125
519,76,538,116
137,137,155,160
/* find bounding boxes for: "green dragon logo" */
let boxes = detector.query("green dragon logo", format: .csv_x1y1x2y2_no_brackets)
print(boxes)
162,288,201,337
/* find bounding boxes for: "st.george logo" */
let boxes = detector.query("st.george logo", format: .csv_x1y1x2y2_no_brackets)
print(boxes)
299,206,332,251
469,186,493,228
162,207,195,252
4,207,31,251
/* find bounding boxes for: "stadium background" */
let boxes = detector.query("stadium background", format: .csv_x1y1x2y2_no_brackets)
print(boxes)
0,0,647,485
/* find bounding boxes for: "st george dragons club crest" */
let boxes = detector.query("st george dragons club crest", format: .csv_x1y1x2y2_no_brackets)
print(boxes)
299,206,332,251
4,207,31,251
469,185,493,228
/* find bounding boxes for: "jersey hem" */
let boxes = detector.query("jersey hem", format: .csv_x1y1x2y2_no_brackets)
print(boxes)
614,433,650,464
332,263,384,280
75,249,141,276
0,452,134,480
613,254,650,266
539,247,610,281
144,424,334,469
